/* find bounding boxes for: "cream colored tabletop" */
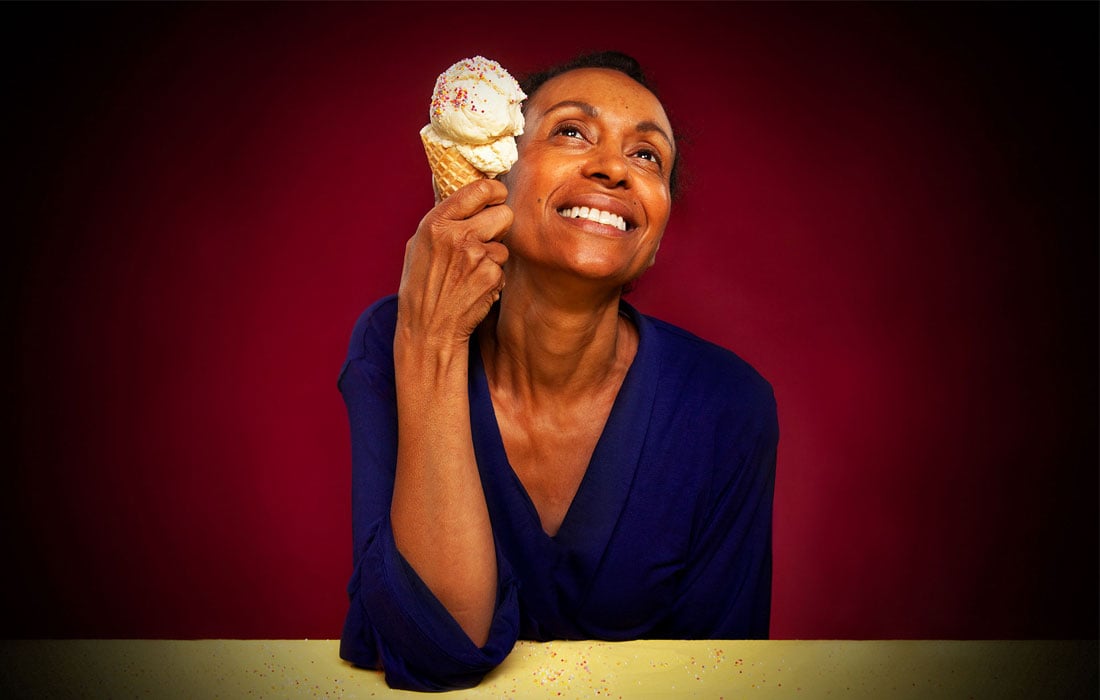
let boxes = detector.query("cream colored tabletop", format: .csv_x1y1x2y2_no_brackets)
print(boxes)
1,639,1095,699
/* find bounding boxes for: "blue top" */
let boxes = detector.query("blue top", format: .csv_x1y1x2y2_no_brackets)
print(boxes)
338,295,778,691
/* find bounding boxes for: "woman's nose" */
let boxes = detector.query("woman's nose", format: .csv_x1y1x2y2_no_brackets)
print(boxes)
582,144,630,188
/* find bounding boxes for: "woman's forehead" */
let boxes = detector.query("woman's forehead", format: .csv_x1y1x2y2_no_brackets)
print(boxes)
529,68,671,128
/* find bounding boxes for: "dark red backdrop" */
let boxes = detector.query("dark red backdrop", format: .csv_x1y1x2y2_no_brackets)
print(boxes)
6,2,1096,640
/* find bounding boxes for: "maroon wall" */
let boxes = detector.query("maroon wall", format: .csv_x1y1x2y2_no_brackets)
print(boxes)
6,2,1096,640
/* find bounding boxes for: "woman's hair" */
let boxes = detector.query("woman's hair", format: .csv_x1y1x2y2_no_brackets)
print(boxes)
520,51,682,200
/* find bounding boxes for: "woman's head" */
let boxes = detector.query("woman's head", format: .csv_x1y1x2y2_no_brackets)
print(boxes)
500,55,675,290
520,52,681,199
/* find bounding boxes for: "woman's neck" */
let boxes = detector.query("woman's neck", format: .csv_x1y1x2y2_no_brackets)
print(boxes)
479,276,637,409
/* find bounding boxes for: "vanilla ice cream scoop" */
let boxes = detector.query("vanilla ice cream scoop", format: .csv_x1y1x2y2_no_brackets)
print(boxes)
430,56,525,144
421,56,526,181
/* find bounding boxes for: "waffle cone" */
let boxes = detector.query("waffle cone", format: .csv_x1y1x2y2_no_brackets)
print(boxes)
420,130,486,201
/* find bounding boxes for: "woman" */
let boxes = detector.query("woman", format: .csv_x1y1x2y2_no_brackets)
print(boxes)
338,51,778,691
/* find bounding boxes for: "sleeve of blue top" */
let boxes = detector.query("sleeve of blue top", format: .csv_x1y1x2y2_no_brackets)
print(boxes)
662,381,779,639
337,299,520,691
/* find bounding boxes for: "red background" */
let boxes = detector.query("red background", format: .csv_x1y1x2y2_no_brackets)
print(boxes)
6,2,1096,640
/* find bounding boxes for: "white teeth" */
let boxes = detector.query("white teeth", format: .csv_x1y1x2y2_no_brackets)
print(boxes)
557,206,628,232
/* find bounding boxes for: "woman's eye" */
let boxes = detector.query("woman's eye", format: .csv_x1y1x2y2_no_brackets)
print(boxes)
553,125,584,139
636,149,662,165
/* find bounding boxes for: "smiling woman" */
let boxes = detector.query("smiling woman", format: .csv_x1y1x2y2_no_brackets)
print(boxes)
502,68,673,291
337,51,777,692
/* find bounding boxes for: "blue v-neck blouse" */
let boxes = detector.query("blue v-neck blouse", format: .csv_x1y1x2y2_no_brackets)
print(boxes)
338,295,778,691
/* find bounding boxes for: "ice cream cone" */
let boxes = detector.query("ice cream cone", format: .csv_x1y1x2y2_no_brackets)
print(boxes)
420,129,486,201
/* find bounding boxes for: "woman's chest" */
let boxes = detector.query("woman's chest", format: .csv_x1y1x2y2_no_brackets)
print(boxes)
495,409,607,537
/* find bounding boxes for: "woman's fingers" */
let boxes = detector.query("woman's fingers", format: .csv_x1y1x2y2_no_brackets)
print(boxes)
421,182,512,250
397,178,512,341
482,241,509,268
437,179,508,230
468,200,513,243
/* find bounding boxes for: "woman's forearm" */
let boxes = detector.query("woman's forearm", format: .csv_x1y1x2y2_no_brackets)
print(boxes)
390,334,497,648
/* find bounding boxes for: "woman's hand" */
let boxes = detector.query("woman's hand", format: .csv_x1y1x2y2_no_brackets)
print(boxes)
397,179,512,350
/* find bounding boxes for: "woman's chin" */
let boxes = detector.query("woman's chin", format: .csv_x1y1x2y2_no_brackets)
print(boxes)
544,258,645,295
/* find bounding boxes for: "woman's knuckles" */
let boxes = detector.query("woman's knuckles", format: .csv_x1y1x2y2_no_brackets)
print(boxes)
484,241,509,266
461,244,487,267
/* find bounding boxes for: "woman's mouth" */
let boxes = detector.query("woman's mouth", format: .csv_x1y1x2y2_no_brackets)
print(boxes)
556,206,629,232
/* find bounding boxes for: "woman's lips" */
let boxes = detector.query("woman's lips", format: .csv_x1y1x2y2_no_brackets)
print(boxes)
553,191,639,234
556,206,629,232
558,204,629,232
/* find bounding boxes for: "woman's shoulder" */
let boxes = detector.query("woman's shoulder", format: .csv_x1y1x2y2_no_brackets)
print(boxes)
632,305,775,414
343,294,399,365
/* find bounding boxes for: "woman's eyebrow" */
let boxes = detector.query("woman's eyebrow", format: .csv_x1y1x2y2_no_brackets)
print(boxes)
543,100,598,117
636,120,673,149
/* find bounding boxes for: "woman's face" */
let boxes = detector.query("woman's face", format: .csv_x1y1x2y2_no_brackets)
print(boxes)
502,68,675,289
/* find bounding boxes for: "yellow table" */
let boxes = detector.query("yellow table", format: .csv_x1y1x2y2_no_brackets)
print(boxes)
1,639,1095,698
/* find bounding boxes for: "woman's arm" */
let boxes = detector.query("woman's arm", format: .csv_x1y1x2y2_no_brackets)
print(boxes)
391,179,512,647
338,305,519,690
